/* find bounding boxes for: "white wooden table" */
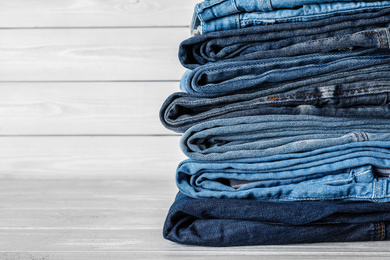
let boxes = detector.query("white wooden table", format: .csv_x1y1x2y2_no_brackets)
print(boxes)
0,1,389,259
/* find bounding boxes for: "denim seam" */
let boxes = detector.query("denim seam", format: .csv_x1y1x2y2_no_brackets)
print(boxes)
220,194,390,201
240,5,390,25
197,55,389,77
167,87,387,124
386,29,390,48
254,168,372,186
372,180,377,202
266,85,390,100
376,30,384,48
198,0,227,11
375,222,380,241
266,0,272,12
168,88,390,123
231,0,240,13
289,30,385,47
380,222,385,240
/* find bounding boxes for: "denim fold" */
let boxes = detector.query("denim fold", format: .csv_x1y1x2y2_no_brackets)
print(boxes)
180,49,390,97
163,192,390,246
161,78,390,132
181,8,390,69
180,114,390,161
177,152,390,201
192,1,390,34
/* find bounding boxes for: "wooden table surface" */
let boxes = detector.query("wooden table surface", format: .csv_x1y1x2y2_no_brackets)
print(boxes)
0,1,390,259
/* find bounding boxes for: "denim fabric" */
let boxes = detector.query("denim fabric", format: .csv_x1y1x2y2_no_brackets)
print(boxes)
193,0,380,22
177,155,390,201
180,114,390,161
161,76,390,132
180,49,390,97
164,192,390,246
181,8,390,69
193,1,390,34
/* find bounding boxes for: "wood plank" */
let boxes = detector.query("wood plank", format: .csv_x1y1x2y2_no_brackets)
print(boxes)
1,251,390,260
0,28,189,81
0,82,179,135
0,0,198,28
0,229,389,256
0,137,390,256
0,136,185,179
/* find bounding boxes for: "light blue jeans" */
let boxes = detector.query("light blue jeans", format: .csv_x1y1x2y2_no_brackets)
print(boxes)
180,114,390,161
192,1,390,34
177,147,390,202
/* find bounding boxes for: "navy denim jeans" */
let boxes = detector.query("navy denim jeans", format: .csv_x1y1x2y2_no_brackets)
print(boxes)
180,49,390,97
180,8,390,69
163,192,390,246
161,75,390,132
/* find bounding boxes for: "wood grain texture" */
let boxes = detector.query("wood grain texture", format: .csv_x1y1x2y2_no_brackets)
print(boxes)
0,136,185,179
0,0,199,28
0,137,389,258
0,28,188,81
2,251,390,260
0,82,179,135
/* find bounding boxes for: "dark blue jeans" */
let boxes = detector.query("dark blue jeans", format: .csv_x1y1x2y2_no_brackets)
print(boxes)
180,49,390,97
161,74,390,132
180,8,390,69
163,192,390,246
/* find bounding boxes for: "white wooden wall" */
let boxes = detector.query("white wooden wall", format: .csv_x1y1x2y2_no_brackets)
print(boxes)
1,1,390,259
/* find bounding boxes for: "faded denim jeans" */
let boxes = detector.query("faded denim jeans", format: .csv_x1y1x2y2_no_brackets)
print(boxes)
164,192,390,246
192,1,390,34
180,114,390,161
181,8,390,69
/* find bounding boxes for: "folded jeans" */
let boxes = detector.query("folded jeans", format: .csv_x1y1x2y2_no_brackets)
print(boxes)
181,8,390,68
180,114,390,161
161,78,390,132
164,192,390,246
180,49,390,97
193,1,390,34
177,155,390,201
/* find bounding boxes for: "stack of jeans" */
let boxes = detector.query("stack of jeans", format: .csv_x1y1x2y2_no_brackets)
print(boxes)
160,0,390,246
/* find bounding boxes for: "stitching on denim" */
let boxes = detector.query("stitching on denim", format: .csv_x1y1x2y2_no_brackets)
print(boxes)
285,31,384,47
381,222,385,240
231,0,239,13
386,29,390,48
258,0,265,12
375,222,380,241
352,132,360,142
169,85,390,123
253,193,390,200
266,0,272,11
316,169,372,185
363,132,369,142
240,5,390,24
372,179,377,202
308,177,353,185
198,55,388,79
266,85,390,100
376,30,384,48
